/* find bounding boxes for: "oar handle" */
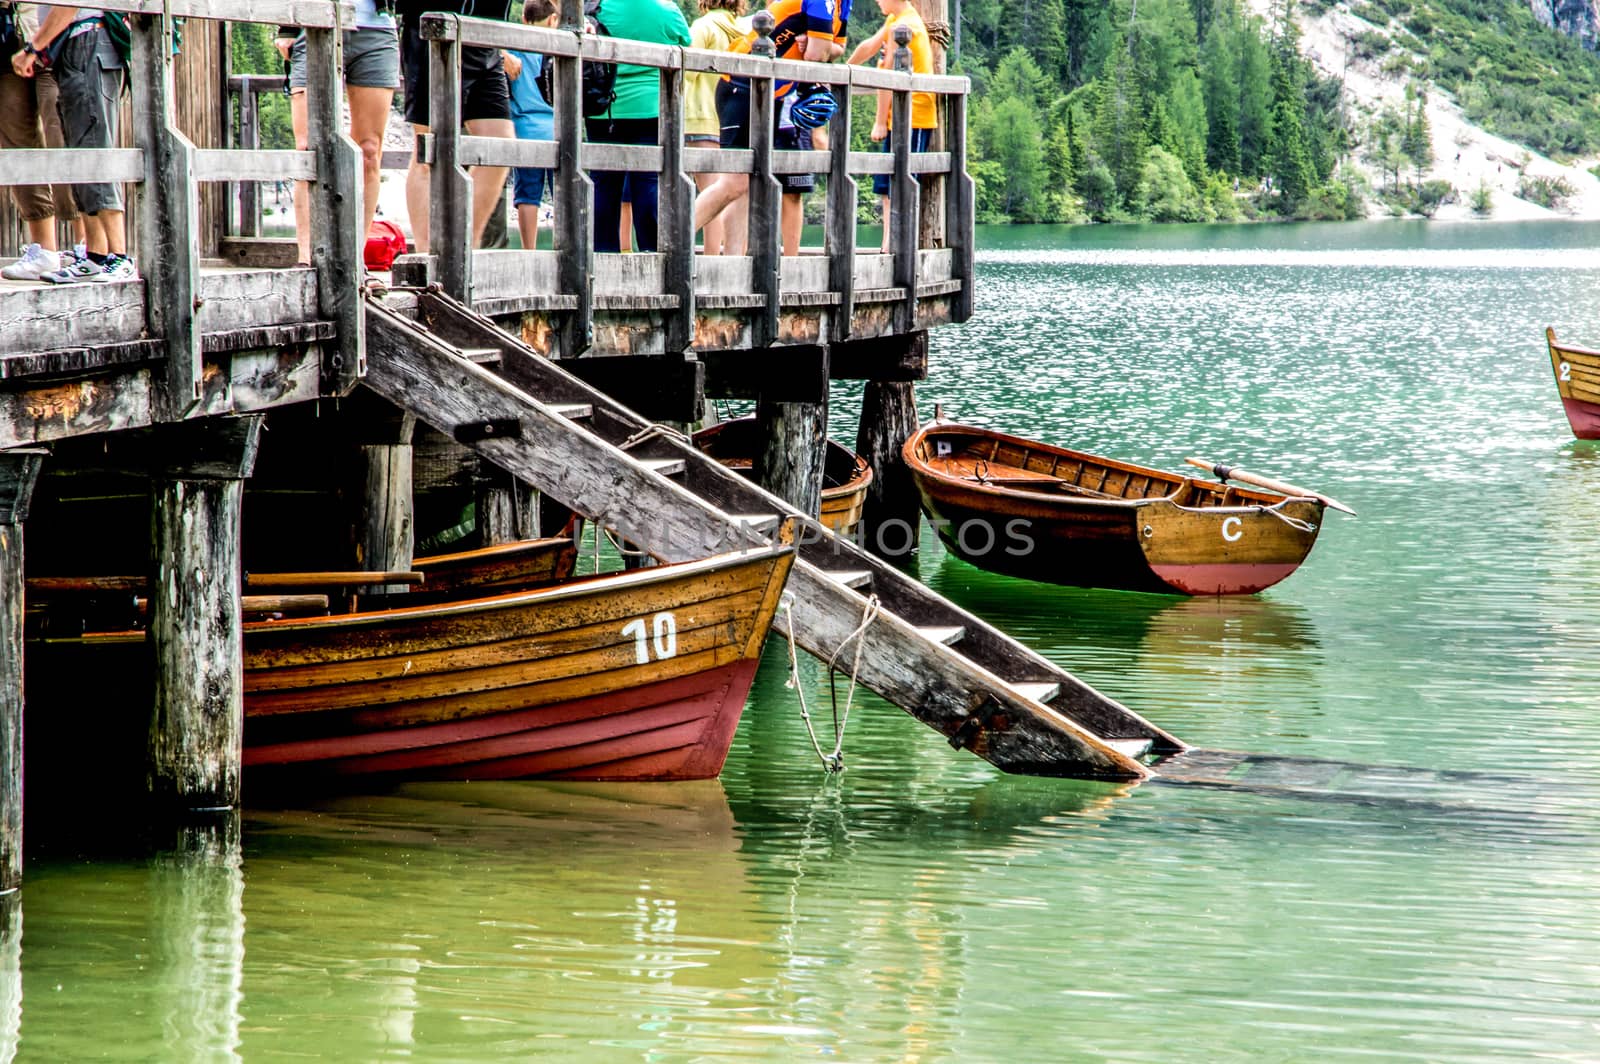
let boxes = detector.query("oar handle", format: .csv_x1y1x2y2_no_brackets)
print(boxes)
1185,457,1357,516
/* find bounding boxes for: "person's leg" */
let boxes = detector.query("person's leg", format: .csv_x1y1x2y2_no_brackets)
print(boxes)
36,68,80,249
512,166,545,249
695,173,723,253
347,85,394,243
406,128,432,252
0,67,57,253
51,30,123,278
399,19,432,251
463,117,513,247
781,193,803,257
873,134,893,252
289,89,313,263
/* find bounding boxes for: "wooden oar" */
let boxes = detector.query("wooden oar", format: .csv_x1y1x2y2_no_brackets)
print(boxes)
1185,457,1357,516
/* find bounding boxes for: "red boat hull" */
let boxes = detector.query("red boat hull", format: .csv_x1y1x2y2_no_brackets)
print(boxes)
1146,561,1303,596
246,658,761,782
1561,396,1600,440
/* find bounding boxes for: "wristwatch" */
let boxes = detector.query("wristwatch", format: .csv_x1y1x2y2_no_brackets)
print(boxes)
22,42,38,57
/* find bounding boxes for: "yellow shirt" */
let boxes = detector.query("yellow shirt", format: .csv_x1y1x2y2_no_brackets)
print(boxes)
882,7,936,130
687,10,742,138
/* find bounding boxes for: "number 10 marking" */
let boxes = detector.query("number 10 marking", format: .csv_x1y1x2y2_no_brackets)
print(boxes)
622,613,678,664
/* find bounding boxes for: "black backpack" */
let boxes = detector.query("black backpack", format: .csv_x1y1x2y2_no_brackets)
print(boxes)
537,1,615,116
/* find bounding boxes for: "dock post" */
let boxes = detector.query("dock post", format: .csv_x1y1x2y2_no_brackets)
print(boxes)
855,359,922,559
0,450,44,894
147,417,263,814
476,464,539,544
752,346,830,517
350,407,416,591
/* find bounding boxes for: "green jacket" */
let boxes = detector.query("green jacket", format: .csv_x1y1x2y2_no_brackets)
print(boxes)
596,0,690,120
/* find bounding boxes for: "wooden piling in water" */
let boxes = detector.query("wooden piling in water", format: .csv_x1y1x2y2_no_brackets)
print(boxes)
0,450,44,894
856,367,923,559
147,417,262,813
754,395,829,518
347,402,417,593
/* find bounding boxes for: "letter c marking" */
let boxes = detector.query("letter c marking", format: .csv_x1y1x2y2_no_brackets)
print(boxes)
1221,516,1243,543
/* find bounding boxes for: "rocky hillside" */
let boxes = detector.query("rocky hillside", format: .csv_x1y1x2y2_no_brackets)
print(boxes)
1532,0,1600,49
1261,0,1600,218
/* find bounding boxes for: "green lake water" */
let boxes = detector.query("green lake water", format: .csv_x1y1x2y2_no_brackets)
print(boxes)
10,220,1600,1061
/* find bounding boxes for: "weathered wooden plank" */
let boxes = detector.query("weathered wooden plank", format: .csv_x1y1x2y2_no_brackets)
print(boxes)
102,1,356,29
595,253,666,296
0,339,164,381
217,237,300,269
780,256,829,293
826,80,857,342
132,13,203,420
659,64,695,355
0,148,145,186
918,247,954,283
457,135,558,171
747,22,781,349
198,269,321,333
550,47,593,356
193,149,315,184
0,449,42,893
771,150,831,175
908,152,953,174
418,17,579,55
428,32,473,301
147,416,263,812
888,38,920,337
945,91,975,323
584,143,665,173
366,295,1170,778
829,332,926,381
846,152,895,175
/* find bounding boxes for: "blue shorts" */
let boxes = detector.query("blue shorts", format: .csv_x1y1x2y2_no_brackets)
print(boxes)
514,167,552,208
872,127,934,197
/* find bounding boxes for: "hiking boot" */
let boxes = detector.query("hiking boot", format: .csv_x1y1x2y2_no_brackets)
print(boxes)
2,243,61,281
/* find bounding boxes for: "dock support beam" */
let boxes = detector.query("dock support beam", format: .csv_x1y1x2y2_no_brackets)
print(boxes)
0,450,44,894
147,417,262,813
476,463,539,545
856,361,922,560
350,407,416,591
753,346,830,518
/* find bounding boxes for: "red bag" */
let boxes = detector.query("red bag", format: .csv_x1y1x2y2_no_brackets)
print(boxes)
364,219,408,271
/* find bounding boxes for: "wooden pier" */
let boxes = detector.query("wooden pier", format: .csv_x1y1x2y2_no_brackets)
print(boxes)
0,0,1185,893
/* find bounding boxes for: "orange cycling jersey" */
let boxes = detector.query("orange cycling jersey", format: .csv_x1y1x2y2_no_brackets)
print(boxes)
727,0,851,93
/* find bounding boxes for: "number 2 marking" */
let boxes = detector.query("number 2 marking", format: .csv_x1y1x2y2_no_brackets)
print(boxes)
1221,516,1243,542
622,612,678,664
1560,361,1572,382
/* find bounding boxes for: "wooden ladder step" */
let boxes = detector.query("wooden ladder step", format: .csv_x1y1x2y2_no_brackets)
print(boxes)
1011,682,1060,704
819,569,874,589
639,457,686,477
1103,738,1153,759
461,347,502,364
726,513,781,532
917,625,966,646
547,402,593,421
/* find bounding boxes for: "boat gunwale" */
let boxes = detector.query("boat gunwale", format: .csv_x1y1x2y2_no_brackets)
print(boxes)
904,423,1320,517
692,417,874,501
246,543,792,634
1547,327,1600,362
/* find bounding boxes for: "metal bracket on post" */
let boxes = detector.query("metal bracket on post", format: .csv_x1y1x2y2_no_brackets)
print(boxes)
132,13,202,421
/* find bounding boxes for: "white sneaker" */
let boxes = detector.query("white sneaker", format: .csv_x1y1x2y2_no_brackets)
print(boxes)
2,243,61,281
59,243,87,269
92,255,136,283
41,257,104,284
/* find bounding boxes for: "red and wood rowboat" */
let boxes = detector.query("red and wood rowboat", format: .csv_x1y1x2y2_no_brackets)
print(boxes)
1546,327,1600,440
692,416,873,535
408,531,579,599
903,423,1329,596
42,529,796,783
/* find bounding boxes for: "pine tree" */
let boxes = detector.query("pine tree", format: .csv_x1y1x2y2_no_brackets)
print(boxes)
1093,35,1150,208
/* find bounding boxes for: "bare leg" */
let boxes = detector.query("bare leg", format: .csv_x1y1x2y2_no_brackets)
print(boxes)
781,193,803,257
723,196,749,256
694,172,723,254
879,196,890,253
406,122,431,252
619,201,633,253
24,218,55,251
464,117,513,247
81,212,108,257
516,202,540,249
290,89,312,263
102,210,126,257
347,85,395,246
693,172,749,235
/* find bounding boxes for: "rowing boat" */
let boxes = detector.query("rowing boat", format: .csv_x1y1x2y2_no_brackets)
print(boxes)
902,423,1329,596
1546,327,1600,440
32,526,796,783
691,416,872,535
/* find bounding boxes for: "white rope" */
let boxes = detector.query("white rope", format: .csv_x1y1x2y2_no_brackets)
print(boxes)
618,423,691,452
1256,497,1318,533
780,590,881,773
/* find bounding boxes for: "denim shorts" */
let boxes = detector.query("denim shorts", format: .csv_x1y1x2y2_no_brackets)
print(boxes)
289,25,401,90
513,167,551,208
872,127,934,197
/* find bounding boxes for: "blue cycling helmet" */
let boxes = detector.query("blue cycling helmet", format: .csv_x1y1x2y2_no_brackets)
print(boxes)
790,86,838,131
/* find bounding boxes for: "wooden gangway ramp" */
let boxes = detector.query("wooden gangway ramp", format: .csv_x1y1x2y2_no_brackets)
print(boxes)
364,291,1185,781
